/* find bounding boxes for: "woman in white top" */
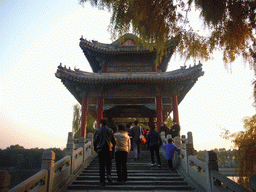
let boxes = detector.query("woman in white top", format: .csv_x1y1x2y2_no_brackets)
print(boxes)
114,124,131,182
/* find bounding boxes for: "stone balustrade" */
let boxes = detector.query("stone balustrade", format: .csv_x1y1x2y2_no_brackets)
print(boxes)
7,132,96,192
160,132,252,192
1,131,256,192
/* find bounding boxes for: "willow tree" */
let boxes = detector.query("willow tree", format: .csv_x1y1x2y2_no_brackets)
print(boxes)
165,115,174,128
80,0,256,66
72,104,81,138
229,115,256,190
72,104,96,138
222,115,256,189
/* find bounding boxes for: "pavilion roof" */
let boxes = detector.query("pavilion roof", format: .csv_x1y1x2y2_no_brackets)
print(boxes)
80,34,151,53
79,33,173,72
55,63,204,84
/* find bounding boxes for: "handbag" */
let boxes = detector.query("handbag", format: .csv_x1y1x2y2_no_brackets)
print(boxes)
140,135,146,144
139,127,146,144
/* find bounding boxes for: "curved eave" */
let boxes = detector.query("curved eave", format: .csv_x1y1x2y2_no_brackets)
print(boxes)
79,38,173,73
80,38,153,54
55,64,203,84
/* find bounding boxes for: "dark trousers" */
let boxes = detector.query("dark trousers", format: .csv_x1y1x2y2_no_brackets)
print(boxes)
115,151,128,181
149,145,161,165
98,149,112,183
168,159,173,169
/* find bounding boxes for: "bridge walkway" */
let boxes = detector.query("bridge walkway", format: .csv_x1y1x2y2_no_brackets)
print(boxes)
63,149,198,192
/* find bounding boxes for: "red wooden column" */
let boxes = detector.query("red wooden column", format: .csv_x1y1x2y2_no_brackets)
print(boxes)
156,96,163,132
80,97,88,138
97,97,104,128
172,95,180,125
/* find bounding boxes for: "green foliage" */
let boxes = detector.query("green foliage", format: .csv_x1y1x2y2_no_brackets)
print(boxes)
86,112,96,137
164,115,173,128
80,0,256,66
222,115,256,190
72,104,81,138
72,104,96,138
0,145,65,188
0,145,64,169
196,150,207,162
233,115,256,190
197,148,237,167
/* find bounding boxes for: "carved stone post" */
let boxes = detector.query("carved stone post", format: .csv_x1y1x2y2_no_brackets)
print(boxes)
167,134,172,140
160,131,166,141
66,132,75,174
205,151,219,192
79,137,86,162
187,132,193,147
173,137,181,168
250,174,256,192
184,143,194,174
185,132,194,174
0,170,11,192
87,133,94,155
181,135,186,149
174,137,181,148
41,150,55,192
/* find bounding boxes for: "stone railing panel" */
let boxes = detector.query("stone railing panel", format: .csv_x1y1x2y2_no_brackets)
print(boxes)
188,155,207,189
211,170,250,192
160,131,252,192
9,169,48,192
84,142,92,160
8,132,95,192
73,147,84,173
52,156,71,192
177,150,186,170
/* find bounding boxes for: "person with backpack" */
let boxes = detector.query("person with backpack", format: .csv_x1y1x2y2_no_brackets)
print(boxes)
147,125,162,168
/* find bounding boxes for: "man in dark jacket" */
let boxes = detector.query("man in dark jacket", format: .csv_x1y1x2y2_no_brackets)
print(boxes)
147,125,162,168
170,120,180,138
130,120,141,161
159,122,168,138
93,119,116,187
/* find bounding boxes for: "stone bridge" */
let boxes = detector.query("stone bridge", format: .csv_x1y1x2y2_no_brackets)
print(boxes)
2,132,256,192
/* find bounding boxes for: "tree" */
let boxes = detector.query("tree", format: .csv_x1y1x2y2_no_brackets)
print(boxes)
6,144,25,150
86,113,97,136
72,104,81,138
223,115,256,190
164,115,173,128
80,0,256,66
72,104,96,138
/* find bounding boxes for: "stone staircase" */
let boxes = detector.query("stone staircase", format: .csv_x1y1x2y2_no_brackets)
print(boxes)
64,150,197,192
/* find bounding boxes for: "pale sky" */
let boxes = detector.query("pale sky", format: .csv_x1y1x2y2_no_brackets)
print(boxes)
1,0,255,151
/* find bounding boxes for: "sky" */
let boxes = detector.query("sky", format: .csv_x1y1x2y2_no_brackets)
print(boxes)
1,0,255,151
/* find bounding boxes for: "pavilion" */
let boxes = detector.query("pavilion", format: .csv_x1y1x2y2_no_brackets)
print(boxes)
55,33,204,137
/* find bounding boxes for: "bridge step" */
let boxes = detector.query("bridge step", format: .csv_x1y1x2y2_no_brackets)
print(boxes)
65,150,196,191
